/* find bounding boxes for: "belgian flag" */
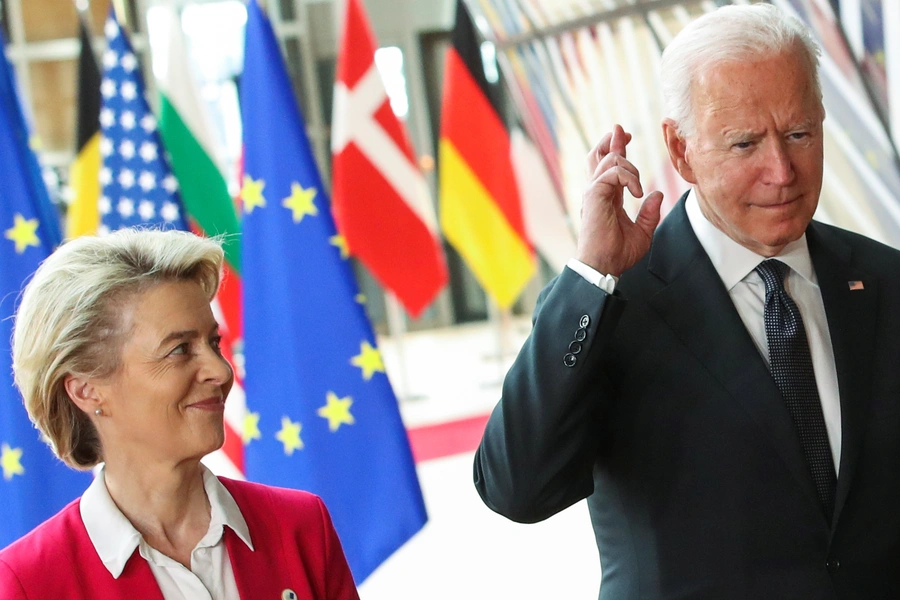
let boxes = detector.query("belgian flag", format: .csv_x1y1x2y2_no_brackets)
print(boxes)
439,0,534,309
66,16,101,238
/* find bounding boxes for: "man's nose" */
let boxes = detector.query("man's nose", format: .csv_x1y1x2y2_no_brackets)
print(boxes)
762,140,795,185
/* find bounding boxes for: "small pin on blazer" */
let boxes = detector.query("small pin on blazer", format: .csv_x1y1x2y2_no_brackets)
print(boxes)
848,281,864,291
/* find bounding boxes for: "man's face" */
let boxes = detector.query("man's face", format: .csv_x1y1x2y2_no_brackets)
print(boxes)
671,47,825,257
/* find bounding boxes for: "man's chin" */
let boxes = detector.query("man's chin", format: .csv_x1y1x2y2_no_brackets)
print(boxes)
750,229,807,256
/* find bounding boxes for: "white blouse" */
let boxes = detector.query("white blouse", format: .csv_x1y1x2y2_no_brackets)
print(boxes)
80,465,254,600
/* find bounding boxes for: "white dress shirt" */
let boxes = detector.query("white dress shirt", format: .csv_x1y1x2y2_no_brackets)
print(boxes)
80,465,254,600
568,190,842,472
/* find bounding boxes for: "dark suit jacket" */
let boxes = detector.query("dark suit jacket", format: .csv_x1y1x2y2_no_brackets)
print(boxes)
0,477,360,600
474,198,900,599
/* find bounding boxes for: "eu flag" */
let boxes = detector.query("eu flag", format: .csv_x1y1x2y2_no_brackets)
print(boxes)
0,31,91,549
239,0,426,583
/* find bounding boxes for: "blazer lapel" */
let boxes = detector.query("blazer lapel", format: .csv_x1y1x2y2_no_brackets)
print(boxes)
806,223,878,529
226,528,282,599
117,551,166,600
644,199,823,516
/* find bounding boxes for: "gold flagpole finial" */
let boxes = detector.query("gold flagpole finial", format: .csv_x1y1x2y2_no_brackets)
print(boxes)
111,0,130,29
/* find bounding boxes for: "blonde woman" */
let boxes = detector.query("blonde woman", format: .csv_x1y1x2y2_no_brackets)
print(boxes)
0,229,359,600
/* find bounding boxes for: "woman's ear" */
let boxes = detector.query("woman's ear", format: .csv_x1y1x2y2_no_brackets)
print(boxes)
64,375,104,417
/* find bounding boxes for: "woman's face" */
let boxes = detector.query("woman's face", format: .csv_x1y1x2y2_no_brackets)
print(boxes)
93,279,233,465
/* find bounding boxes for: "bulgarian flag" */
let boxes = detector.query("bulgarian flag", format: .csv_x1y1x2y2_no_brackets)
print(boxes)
155,6,246,478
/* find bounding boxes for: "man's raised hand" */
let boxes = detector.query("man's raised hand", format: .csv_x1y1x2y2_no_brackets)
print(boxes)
576,125,664,277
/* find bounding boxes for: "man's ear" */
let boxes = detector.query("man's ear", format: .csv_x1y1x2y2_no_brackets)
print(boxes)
662,119,697,184
64,375,103,416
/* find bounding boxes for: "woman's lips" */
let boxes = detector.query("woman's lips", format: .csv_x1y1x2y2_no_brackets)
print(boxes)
187,397,225,411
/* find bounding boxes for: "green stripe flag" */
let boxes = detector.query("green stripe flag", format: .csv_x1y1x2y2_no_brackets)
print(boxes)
156,5,241,272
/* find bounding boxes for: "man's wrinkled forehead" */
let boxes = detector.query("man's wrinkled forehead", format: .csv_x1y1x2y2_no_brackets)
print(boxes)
689,46,824,115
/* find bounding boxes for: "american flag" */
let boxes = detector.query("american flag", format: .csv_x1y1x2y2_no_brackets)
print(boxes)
99,10,187,235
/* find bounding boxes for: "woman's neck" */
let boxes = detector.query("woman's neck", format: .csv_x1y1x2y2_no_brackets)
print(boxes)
103,457,211,569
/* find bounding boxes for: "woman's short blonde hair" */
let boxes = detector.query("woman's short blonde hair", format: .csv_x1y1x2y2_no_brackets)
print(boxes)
12,228,224,470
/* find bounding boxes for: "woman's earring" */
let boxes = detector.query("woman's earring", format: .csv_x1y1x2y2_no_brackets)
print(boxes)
94,408,103,416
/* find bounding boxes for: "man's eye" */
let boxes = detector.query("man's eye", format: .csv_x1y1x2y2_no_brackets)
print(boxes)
733,141,753,150
789,132,809,140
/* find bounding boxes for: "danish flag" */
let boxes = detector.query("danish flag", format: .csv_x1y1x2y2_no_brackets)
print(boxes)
331,0,447,317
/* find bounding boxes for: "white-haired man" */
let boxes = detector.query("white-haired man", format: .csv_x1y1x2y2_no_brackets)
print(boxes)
475,4,900,598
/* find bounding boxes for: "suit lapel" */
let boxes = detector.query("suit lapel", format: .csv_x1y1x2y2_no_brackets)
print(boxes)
644,199,823,516
226,527,276,598
806,223,878,528
117,551,166,600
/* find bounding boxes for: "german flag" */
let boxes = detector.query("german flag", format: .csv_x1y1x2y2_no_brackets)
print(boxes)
439,0,534,309
67,16,101,238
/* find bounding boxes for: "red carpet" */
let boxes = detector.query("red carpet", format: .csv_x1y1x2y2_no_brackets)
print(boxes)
407,413,490,463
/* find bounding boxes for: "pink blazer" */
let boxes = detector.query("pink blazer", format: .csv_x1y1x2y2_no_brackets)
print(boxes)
0,477,360,600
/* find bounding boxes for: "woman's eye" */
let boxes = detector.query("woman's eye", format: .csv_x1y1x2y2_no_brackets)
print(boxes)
210,336,223,353
169,342,189,356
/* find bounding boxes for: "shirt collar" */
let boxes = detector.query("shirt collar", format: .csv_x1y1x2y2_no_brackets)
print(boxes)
201,465,253,551
80,464,253,579
684,189,816,289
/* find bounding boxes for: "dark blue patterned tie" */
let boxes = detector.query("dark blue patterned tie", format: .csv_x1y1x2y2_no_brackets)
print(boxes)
755,259,836,519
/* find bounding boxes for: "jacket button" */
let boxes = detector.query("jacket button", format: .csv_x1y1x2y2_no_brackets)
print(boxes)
563,353,577,367
579,315,590,328
825,559,840,573
568,341,582,354
574,328,587,342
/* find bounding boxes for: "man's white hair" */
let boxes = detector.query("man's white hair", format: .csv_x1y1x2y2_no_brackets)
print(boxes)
660,3,822,138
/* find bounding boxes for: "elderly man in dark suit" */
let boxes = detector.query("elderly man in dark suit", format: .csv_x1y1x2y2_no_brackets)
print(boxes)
474,4,900,599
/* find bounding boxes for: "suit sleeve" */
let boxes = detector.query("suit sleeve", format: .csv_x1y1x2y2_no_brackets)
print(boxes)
313,497,360,600
0,558,28,600
473,267,625,523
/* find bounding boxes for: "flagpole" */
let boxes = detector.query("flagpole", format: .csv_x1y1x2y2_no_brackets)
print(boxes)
486,298,513,388
73,0,98,64
3,0,32,116
384,291,416,402
885,1,900,153
73,0,93,24
111,0,128,28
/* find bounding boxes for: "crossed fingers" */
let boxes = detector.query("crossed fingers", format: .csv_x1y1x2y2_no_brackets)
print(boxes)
586,127,645,200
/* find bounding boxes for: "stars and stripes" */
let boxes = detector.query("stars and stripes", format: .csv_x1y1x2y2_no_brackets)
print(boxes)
99,10,187,236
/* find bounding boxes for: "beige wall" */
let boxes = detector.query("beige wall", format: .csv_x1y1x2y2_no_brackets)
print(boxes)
18,0,110,155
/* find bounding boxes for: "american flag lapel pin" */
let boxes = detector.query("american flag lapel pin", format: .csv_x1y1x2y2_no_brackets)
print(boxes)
848,281,865,291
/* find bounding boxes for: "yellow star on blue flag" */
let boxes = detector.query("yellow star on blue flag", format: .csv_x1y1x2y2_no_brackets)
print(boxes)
241,175,266,213
282,182,318,223
351,340,385,381
0,27,90,548
275,417,304,455
4,213,40,254
1,443,24,480
317,392,355,432
239,0,425,584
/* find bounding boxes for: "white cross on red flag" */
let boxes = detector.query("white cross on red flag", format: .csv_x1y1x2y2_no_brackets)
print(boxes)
331,0,448,317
